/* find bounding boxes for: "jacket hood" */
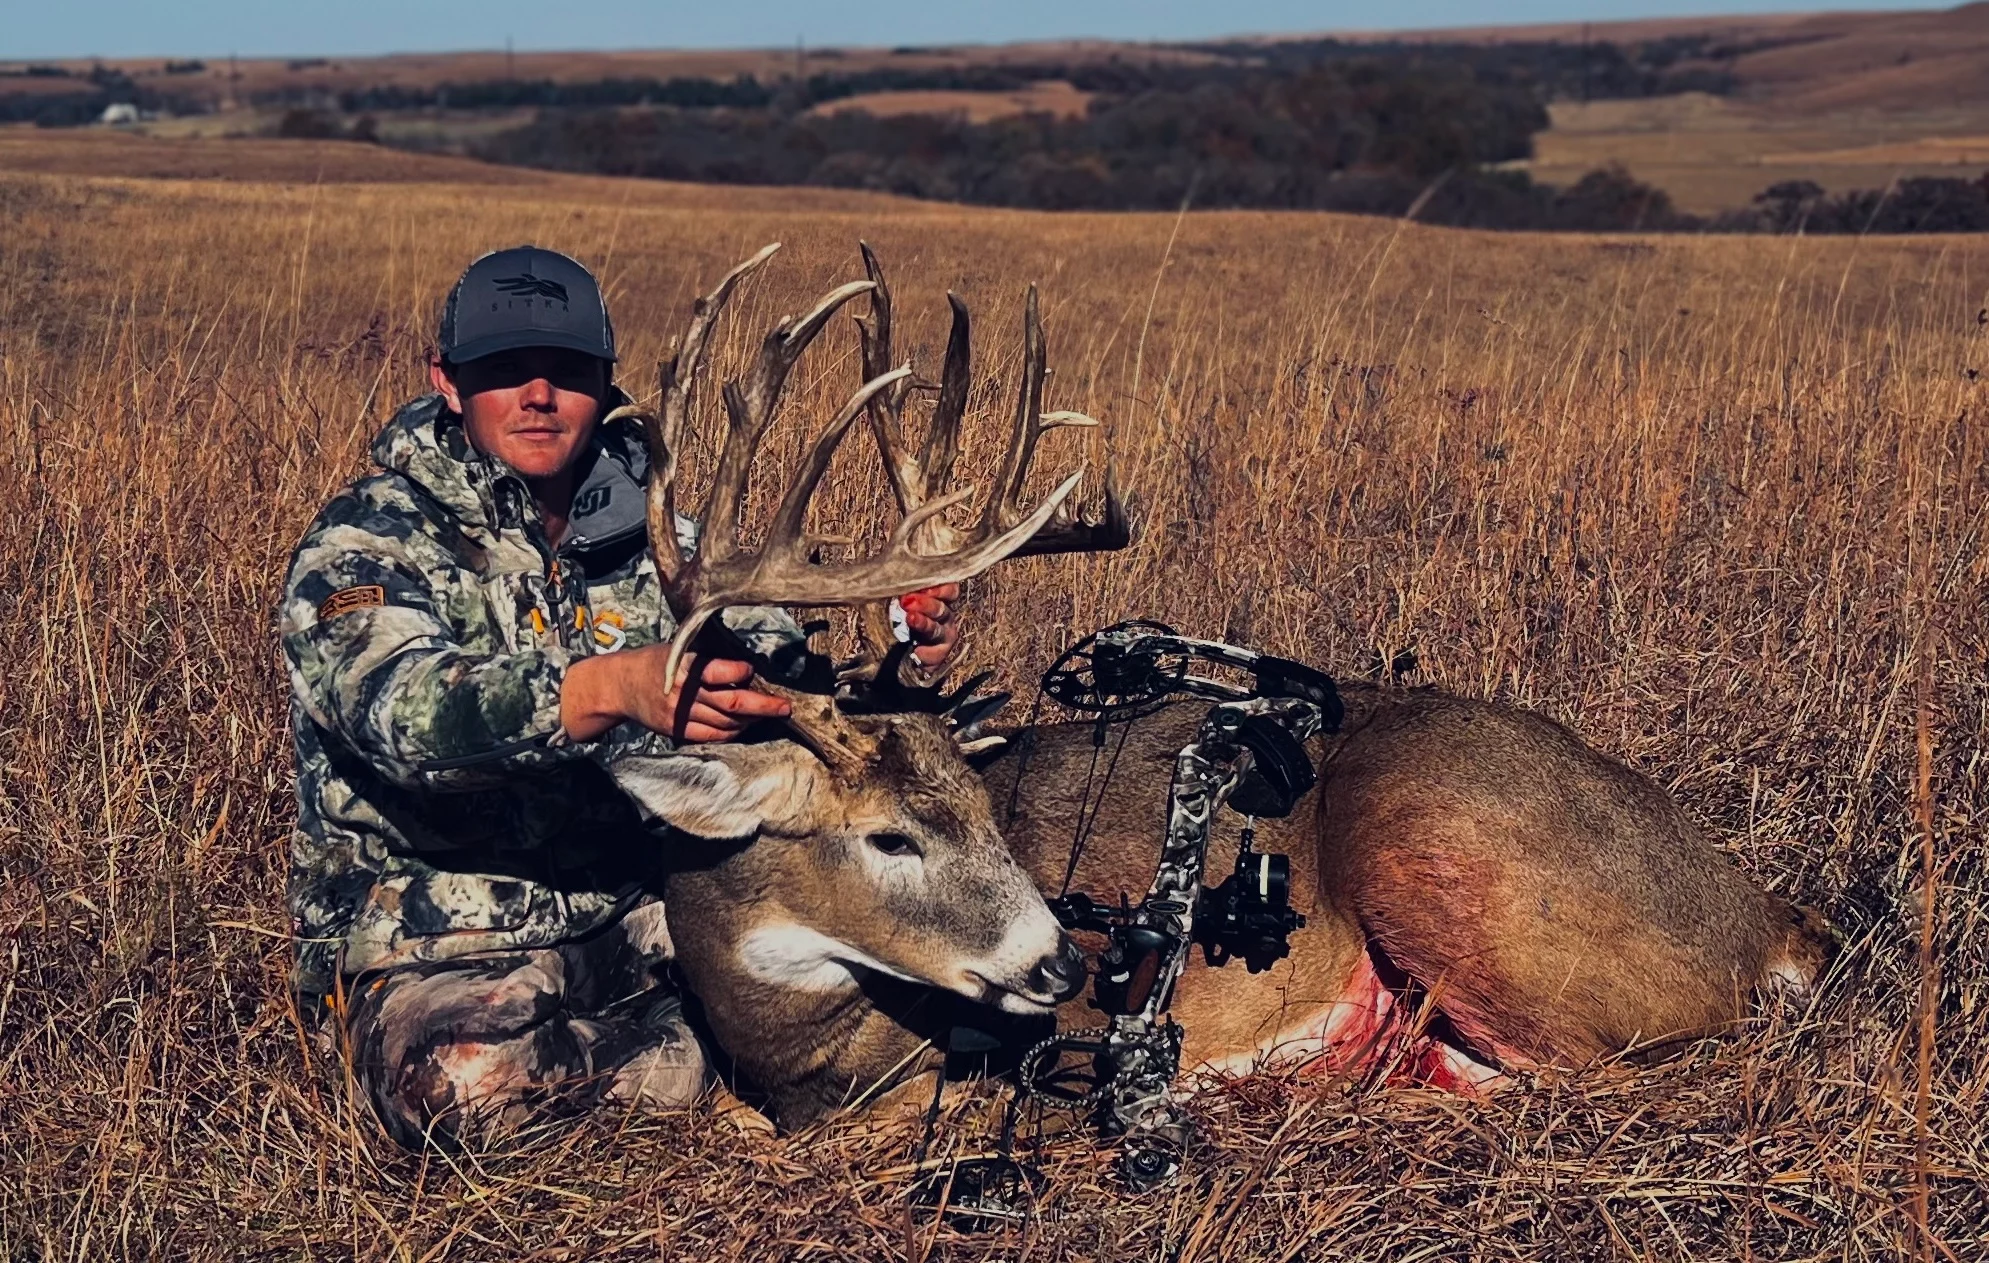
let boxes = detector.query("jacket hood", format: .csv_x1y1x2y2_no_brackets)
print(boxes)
368,389,647,544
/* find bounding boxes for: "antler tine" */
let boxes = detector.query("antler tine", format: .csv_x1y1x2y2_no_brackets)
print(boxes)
1009,460,1133,557
765,366,915,556
701,278,877,575
851,247,972,556
641,243,781,590
851,253,974,678
974,286,1133,555
856,242,923,517
662,364,909,689
920,293,973,512
982,285,1050,535
862,290,974,683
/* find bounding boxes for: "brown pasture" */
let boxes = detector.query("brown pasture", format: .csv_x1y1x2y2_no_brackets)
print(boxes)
806,79,1093,123
0,140,1984,1259
1529,94,1989,216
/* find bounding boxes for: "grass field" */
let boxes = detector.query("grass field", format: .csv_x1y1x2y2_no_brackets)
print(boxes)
806,79,1093,123
1529,94,1989,216
0,142,1984,1259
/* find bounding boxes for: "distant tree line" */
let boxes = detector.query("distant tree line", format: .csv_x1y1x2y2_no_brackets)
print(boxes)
0,63,167,125
0,33,1761,128
23,33,1989,235
475,60,1549,211
1727,177,1989,233
1185,32,1768,99
407,37,1766,223
332,75,773,112
1404,169,1989,233
259,34,1762,115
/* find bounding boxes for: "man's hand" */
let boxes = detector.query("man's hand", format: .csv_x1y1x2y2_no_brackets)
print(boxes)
899,583,962,670
560,646,790,744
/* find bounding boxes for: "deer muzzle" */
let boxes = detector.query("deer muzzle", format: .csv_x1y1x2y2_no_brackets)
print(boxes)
1029,936,1088,1003
963,918,1086,1015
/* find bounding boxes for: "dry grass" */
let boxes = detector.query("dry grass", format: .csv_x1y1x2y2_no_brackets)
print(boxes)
0,128,949,210
0,158,1984,1260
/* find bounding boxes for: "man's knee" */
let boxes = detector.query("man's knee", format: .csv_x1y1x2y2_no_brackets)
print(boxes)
590,989,711,1113
346,956,583,1150
341,952,710,1149
374,1035,552,1149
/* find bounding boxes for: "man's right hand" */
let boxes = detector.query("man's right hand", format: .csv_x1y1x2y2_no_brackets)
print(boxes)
559,646,792,744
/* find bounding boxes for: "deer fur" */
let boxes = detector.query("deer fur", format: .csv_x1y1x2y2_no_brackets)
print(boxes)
987,686,1835,1084
619,681,1835,1128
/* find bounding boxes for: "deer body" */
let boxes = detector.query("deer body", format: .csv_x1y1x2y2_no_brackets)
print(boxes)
986,688,1833,1089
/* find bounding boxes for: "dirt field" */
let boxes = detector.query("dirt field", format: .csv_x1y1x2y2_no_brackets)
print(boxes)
1,137,1983,1259
1422,5,1989,213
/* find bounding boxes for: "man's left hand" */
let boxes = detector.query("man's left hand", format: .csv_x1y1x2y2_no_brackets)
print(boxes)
900,583,961,669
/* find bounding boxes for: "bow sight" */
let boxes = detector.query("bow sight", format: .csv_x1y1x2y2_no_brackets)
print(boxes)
1022,621,1342,1187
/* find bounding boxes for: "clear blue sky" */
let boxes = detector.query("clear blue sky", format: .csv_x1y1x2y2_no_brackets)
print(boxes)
4,0,1947,60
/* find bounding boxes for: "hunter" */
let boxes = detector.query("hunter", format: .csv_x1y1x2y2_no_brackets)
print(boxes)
278,246,959,1149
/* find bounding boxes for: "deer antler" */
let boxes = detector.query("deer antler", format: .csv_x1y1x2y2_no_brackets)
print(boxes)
600,241,781,594
644,245,1110,725
848,241,1131,685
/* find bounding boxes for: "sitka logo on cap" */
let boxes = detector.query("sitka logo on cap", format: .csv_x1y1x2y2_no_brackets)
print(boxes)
493,273,570,302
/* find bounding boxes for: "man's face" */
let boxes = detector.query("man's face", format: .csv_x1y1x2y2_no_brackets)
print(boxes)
431,346,610,481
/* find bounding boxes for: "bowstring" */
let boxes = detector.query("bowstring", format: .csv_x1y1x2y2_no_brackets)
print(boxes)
1000,685,1047,832
1058,710,1139,898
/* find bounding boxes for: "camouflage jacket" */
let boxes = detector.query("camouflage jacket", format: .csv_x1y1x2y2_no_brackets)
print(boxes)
279,393,800,999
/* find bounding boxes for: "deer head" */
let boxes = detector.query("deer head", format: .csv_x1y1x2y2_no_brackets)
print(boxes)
605,244,1125,1018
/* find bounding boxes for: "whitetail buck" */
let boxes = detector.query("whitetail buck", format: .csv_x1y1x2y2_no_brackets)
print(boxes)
606,246,1836,1127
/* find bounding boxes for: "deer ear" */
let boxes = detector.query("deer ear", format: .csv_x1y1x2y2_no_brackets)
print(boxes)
609,743,827,839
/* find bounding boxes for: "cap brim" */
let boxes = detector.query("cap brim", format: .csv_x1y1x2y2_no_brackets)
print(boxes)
447,328,617,364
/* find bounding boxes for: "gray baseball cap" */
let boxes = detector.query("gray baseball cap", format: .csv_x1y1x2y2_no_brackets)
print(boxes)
438,245,616,365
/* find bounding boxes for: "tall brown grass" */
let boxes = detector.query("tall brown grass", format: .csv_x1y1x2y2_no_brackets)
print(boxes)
0,159,1983,1259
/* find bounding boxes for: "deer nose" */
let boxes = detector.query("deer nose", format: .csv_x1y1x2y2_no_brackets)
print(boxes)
1030,936,1087,1001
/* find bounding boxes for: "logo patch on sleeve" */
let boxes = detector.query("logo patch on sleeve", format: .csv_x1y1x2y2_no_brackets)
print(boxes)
318,585,387,621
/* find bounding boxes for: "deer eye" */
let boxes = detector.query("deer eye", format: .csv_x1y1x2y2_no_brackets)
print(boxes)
867,831,923,858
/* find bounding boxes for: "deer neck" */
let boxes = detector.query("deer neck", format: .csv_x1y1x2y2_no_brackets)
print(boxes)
662,856,942,1125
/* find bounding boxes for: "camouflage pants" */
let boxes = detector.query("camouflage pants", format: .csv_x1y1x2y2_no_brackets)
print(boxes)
341,910,705,1151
